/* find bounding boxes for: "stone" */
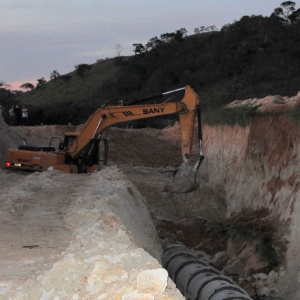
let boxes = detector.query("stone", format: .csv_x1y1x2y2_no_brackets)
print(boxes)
122,291,155,300
137,268,168,295
212,251,228,269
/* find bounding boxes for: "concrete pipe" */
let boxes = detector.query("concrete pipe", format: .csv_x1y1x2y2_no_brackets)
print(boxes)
162,244,253,300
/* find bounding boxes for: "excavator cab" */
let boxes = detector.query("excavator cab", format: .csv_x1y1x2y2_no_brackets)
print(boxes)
60,132,109,173
58,132,77,152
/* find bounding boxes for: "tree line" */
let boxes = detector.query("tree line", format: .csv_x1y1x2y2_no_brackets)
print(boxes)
0,2,299,126
101,1,300,111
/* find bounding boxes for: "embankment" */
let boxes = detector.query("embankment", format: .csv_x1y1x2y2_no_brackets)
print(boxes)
203,112,300,299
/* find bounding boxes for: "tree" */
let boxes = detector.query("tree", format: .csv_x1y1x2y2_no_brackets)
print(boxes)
60,75,72,83
20,82,35,91
194,25,217,34
194,26,206,34
50,70,61,80
174,30,184,43
36,77,47,89
145,37,162,51
272,1,296,23
160,29,188,43
207,25,218,32
194,28,200,34
115,44,123,57
289,7,300,23
132,43,145,55
0,81,11,90
281,1,296,18
179,28,188,36
75,64,91,78
160,32,176,43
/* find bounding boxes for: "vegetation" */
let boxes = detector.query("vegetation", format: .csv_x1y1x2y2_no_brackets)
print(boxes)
36,77,47,90
0,2,299,126
204,105,260,127
50,70,61,80
20,83,34,91
74,64,92,78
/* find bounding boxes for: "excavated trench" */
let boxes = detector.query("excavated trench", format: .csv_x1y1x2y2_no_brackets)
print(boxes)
2,102,299,299
114,111,294,299
125,164,288,300
0,163,275,299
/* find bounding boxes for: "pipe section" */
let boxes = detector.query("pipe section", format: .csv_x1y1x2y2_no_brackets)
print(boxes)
162,244,253,300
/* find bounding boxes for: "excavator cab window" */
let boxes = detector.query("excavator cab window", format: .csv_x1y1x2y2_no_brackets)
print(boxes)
62,133,77,152
48,136,63,151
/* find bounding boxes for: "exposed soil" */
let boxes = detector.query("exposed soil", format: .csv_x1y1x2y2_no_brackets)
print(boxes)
0,171,74,294
1,90,300,299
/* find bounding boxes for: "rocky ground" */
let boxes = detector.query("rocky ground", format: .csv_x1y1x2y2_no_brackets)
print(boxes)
0,117,187,299
0,165,183,299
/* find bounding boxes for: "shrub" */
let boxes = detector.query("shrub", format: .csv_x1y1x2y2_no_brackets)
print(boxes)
203,105,259,127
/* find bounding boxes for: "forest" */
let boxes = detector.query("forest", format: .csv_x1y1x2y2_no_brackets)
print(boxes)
0,1,299,126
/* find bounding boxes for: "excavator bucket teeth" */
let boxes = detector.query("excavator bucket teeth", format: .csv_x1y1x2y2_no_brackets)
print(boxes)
164,163,200,193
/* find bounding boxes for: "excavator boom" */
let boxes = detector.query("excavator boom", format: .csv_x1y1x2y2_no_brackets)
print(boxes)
68,86,200,163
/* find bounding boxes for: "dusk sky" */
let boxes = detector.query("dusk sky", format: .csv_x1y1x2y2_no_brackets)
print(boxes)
0,0,298,89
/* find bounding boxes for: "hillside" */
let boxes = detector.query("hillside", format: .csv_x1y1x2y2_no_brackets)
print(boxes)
0,4,298,126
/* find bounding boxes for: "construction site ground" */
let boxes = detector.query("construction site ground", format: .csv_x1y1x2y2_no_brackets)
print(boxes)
1,93,299,300
0,122,197,299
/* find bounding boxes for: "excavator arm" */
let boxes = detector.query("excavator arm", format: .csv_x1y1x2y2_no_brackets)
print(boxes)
66,86,203,169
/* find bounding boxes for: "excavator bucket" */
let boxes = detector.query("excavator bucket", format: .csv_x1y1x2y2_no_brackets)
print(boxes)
164,158,204,193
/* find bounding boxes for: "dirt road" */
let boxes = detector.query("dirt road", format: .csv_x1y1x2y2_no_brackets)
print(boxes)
0,167,183,299
0,171,79,296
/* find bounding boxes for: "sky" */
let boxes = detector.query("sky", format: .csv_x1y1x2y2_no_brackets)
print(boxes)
0,0,298,90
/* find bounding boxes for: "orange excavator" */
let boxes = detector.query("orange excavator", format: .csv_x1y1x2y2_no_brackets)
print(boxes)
5,86,204,177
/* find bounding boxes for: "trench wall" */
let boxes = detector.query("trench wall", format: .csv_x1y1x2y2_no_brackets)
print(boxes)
203,115,300,299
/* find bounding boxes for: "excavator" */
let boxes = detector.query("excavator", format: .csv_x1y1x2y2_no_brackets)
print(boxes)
5,86,204,189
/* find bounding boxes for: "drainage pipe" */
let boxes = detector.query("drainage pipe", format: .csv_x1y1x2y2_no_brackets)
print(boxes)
162,244,253,300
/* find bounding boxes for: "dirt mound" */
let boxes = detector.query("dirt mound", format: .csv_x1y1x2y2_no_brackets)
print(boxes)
9,124,76,146
228,91,300,113
0,120,189,299
0,168,183,299
106,126,182,168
